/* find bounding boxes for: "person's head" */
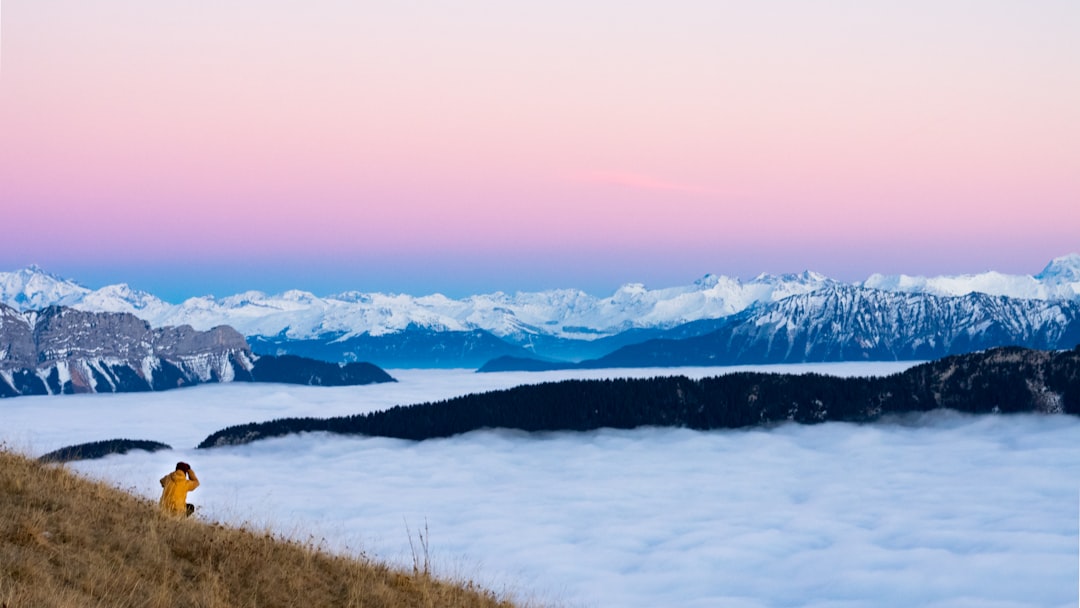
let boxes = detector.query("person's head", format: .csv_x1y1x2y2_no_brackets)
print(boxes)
175,462,191,473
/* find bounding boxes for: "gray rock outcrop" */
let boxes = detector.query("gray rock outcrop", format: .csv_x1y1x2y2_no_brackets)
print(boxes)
0,304,253,396
0,304,395,398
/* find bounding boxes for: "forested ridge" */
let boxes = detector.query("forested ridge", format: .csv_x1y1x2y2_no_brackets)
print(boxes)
37,439,172,463
198,346,1080,448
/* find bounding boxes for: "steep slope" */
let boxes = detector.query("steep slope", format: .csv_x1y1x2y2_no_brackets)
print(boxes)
0,304,394,397
0,304,253,396
0,448,515,607
589,286,1080,367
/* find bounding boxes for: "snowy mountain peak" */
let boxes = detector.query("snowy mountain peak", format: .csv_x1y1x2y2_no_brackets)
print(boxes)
328,291,373,304
612,283,649,300
1035,253,1080,283
219,291,272,307
693,274,722,289
863,256,1080,301
280,290,319,303
751,270,829,285
5,265,78,287
79,283,168,313
0,266,90,310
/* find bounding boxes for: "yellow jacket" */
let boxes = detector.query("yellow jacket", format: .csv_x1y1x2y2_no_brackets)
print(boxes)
159,469,199,516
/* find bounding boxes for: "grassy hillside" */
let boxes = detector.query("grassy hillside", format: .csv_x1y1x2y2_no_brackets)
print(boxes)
0,447,520,608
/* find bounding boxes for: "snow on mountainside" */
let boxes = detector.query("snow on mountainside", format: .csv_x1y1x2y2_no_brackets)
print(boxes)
1036,254,1080,284
77,283,173,315
0,265,90,310
0,303,255,396
862,254,1080,300
1,256,1078,342
587,285,1080,368
738,286,1080,358
0,268,837,341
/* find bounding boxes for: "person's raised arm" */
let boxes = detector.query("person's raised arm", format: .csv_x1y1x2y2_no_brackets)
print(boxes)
186,468,200,490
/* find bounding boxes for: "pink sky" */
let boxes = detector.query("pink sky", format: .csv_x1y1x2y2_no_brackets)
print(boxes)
1,1,1078,300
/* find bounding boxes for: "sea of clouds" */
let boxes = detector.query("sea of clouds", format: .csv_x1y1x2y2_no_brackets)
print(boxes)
3,363,1077,608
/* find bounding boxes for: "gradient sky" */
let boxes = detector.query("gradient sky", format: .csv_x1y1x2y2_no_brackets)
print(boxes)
2,1,1078,301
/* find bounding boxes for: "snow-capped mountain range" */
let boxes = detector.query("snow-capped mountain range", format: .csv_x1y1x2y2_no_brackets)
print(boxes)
3,255,1079,343
581,285,1080,369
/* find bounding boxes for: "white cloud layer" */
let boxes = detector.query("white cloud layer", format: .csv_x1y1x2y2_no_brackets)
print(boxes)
2,363,1077,608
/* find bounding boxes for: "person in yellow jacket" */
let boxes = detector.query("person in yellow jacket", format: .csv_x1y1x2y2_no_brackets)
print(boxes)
160,461,199,517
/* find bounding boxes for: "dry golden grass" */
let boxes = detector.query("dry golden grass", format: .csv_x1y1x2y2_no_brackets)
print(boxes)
0,447,523,608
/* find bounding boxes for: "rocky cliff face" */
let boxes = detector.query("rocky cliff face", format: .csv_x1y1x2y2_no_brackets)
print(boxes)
0,304,254,396
0,304,395,397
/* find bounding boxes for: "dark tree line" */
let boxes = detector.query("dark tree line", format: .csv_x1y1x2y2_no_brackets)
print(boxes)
198,346,1080,448
38,439,172,463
